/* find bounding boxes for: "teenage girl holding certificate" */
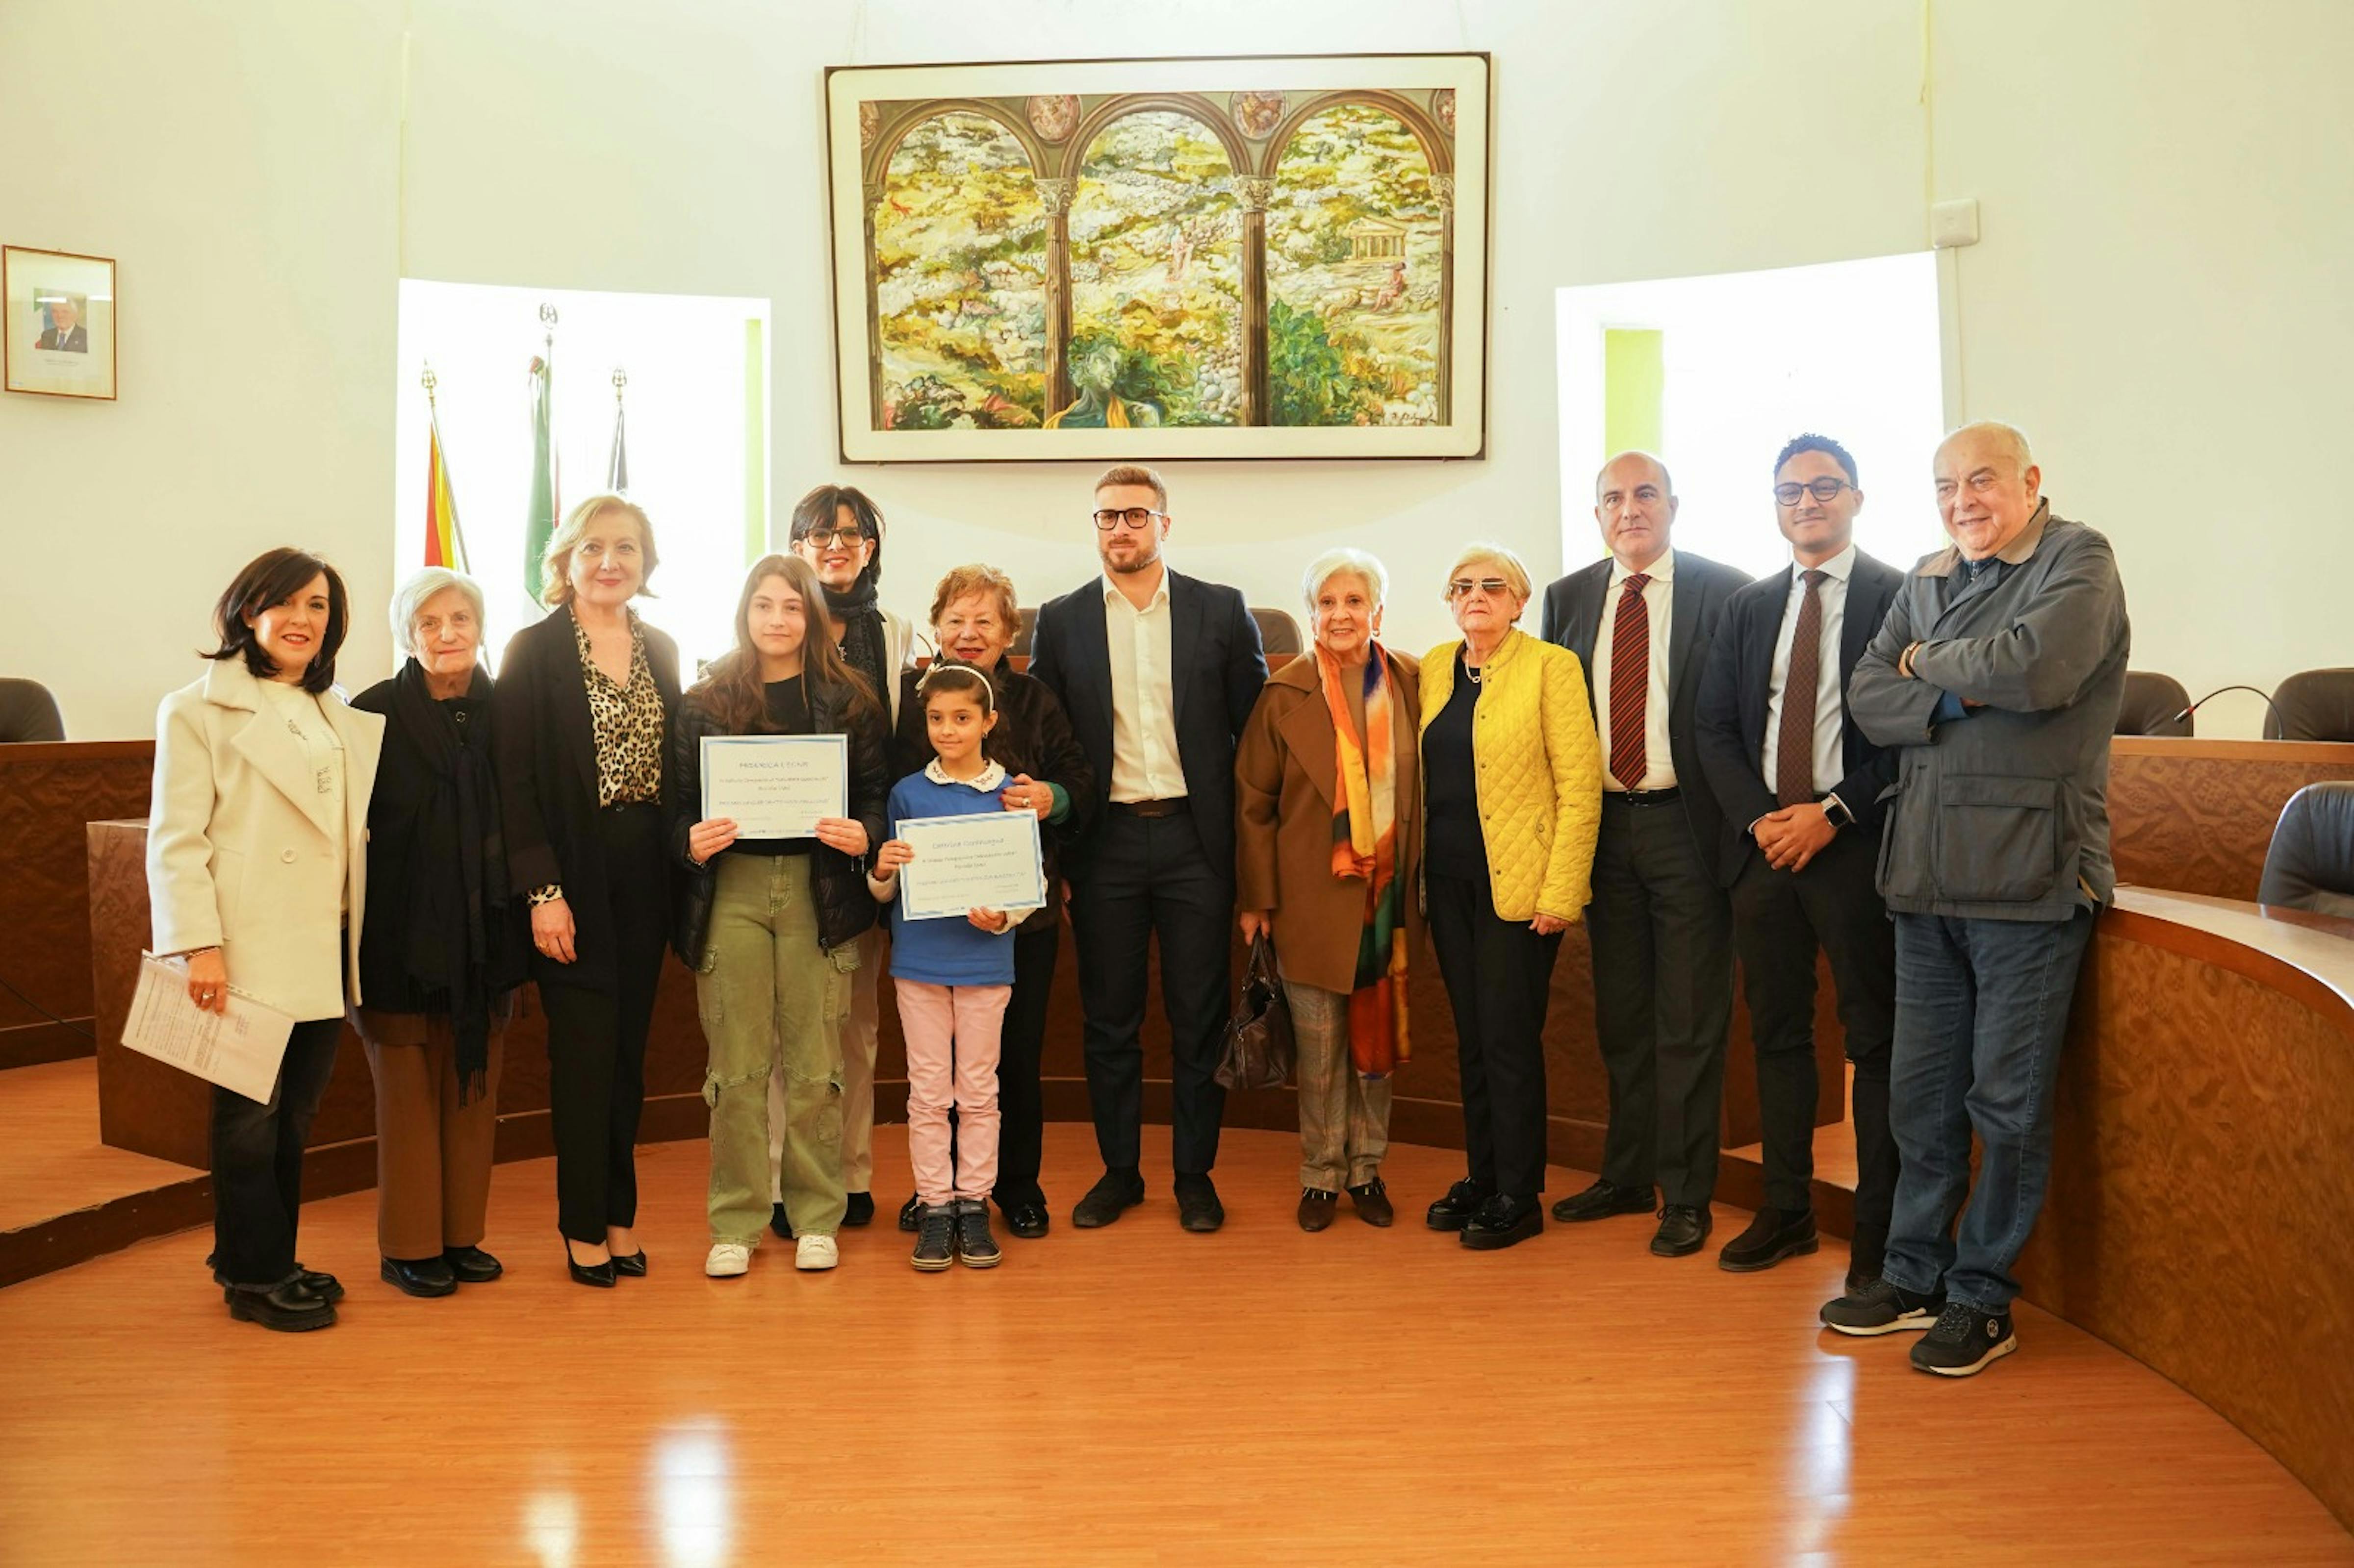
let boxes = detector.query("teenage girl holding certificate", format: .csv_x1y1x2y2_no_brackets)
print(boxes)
670,554,891,1279
869,663,1040,1272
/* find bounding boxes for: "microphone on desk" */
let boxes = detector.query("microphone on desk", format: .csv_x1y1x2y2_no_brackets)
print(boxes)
2169,684,2290,735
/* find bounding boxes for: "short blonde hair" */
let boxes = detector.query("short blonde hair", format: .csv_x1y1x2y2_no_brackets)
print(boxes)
927,563,1021,632
1094,463,1167,510
389,567,487,656
541,493,659,607
1442,543,1533,604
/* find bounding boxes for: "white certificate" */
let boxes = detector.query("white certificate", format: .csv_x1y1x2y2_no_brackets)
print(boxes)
122,951,298,1105
702,733,848,838
897,809,1048,922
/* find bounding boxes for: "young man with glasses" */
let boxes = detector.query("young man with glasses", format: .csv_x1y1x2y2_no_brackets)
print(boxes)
1026,464,1268,1233
1693,435,1905,1288
1538,451,1751,1258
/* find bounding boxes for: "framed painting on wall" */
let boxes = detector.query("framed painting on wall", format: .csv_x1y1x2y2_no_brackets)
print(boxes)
3,245,117,401
823,53,1489,462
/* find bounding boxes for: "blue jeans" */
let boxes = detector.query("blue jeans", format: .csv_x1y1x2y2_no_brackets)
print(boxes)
1880,909,2096,1312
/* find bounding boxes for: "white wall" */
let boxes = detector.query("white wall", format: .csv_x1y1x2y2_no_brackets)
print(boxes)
4,0,2349,737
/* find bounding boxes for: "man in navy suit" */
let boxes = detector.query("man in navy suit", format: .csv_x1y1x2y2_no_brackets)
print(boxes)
1539,452,1750,1257
1027,464,1267,1233
35,294,88,353
1695,434,1904,1287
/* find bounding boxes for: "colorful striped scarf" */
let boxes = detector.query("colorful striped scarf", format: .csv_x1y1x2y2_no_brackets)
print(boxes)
1318,640,1410,1076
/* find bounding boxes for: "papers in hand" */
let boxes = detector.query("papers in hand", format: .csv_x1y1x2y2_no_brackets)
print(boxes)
123,952,296,1105
897,809,1047,922
702,734,849,839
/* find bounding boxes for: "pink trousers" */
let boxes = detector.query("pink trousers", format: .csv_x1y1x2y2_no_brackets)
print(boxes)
895,978,1009,1204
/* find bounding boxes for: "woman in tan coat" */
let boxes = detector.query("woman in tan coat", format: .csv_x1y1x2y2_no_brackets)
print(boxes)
1235,549,1422,1232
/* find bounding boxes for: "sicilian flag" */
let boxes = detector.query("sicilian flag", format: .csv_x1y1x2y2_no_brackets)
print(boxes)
523,353,558,602
423,408,468,571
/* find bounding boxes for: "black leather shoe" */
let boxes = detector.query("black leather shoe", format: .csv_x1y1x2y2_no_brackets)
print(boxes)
897,1192,923,1233
1717,1208,1819,1273
1552,1178,1657,1223
1072,1168,1146,1229
1003,1202,1050,1240
844,1191,876,1228
1425,1178,1495,1232
770,1202,795,1241
294,1265,345,1304
442,1245,504,1284
381,1256,459,1298
1174,1176,1225,1234
1460,1193,1544,1251
563,1238,617,1288
227,1279,337,1332
1650,1203,1713,1257
610,1250,647,1278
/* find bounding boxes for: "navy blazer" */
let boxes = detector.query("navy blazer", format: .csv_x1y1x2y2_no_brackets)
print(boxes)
1538,547,1752,866
36,324,88,353
1026,567,1267,880
1693,550,1904,886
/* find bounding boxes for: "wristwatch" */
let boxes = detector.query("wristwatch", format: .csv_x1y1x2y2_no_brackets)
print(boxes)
1821,794,1855,830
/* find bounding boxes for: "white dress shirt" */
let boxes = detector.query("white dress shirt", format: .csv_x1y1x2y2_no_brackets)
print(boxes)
1760,543,1855,800
1591,549,1676,791
1102,569,1186,803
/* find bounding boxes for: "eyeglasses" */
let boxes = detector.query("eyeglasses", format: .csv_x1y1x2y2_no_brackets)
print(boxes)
1445,578,1512,600
798,525,868,549
1774,478,1855,506
1093,507,1167,532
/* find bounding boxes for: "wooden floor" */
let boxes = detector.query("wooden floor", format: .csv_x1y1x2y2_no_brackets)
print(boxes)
0,1125,2346,1566
0,1056,191,1231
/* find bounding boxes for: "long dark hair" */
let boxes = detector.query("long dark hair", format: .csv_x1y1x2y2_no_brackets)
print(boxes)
688,555,880,734
203,547,349,694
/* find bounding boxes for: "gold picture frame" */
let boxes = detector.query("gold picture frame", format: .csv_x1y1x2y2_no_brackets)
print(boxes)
4,245,118,401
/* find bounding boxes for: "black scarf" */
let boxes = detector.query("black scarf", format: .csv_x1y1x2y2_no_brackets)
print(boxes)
389,659,507,1102
826,575,888,707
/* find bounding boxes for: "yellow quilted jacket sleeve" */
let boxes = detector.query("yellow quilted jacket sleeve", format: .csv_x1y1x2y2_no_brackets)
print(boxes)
1534,642,1602,921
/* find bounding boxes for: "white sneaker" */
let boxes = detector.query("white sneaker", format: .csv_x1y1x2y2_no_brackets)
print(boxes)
794,1234,839,1271
704,1242,751,1278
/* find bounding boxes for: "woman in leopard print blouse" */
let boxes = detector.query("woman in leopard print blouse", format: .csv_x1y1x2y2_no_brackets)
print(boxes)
492,493,682,1288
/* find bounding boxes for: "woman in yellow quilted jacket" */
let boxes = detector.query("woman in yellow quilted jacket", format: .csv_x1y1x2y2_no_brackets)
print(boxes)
1418,544,1602,1250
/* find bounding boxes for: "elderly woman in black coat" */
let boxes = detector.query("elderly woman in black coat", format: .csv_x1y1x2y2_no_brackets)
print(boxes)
349,567,529,1298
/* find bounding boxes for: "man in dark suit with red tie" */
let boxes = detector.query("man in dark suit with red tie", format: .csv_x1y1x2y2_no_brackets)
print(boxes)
1695,434,1905,1287
1539,452,1750,1258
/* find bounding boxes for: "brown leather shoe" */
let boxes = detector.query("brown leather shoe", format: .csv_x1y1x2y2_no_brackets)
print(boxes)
1347,1177,1395,1227
1297,1187,1339,1232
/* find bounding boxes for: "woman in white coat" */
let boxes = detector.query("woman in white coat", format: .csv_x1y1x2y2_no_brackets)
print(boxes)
148,548,382,1332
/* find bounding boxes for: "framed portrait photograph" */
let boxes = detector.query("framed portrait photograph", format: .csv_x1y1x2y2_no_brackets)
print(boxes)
4,245,118,400
824,53,1490,463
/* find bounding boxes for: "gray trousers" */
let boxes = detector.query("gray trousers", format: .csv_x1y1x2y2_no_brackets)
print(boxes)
1586,795,1736,1209
1282,979,1393,1191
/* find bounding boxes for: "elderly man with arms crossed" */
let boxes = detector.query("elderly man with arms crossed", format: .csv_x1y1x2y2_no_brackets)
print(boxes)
1820,420,2128,1377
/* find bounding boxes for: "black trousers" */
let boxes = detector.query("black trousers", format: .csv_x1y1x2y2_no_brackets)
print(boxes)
1586,795,1737,1209
990,921,1059,1211
539,804,669,1245
1068,811,1231,1177
1729,825,1900,1277
209,1015,344,1288
1428,871,1563,1199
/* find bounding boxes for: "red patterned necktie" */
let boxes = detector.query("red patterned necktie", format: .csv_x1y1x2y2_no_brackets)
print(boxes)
1776,569,1828,808
1608,574,1652,790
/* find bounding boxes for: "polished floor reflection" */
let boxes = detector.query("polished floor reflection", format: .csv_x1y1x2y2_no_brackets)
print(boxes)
1,1126,2346,1565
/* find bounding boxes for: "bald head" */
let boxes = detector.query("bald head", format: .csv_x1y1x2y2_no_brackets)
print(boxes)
1593,450,1678,571
1934,420,2043,560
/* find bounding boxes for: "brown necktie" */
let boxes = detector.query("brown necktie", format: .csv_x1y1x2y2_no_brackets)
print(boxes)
1608,574,1652,790
1776,569,1828,808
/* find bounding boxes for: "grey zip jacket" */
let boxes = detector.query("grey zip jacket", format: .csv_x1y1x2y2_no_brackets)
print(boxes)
1849,501,2129,922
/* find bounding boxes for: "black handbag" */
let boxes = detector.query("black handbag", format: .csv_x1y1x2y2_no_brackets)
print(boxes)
1215,932,1296,1091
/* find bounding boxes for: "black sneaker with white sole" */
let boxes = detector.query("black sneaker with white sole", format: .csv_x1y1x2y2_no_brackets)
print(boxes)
911,1204,956,1272
1910,1303,2018,1376
1819,1276,1945,1336
953,1198,1002,1269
